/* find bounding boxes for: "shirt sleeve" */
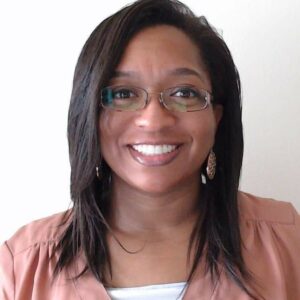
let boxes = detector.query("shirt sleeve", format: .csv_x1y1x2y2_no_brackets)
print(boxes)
240,199,300,299
0,242,15,300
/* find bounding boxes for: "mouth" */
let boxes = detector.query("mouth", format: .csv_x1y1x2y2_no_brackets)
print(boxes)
128,143,182,166
131,144,178,155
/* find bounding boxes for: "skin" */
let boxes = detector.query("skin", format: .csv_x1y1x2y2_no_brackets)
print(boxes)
99,25,222,287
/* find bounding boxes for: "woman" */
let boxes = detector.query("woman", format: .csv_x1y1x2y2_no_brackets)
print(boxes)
1,0,299,299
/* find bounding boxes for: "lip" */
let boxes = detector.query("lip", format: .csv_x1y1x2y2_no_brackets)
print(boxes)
128,143,182,166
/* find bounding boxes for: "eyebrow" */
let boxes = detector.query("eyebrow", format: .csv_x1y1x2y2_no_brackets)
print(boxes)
111,70,136,78
168,67,206,82
111,67,206,81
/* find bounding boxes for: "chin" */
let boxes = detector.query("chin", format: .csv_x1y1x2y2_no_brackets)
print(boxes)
130,177,183,196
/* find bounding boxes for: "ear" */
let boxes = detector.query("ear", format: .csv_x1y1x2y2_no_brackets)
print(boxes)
213,104,223,127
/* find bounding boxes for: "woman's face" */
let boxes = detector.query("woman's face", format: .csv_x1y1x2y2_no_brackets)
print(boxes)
99,25,222,195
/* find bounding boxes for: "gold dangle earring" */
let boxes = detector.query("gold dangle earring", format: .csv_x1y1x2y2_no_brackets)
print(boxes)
206,149,216,180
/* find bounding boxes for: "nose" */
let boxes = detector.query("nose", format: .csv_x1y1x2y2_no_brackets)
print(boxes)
134,93,177,131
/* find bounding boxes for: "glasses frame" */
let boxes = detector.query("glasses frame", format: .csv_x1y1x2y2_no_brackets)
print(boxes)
100,85,213,112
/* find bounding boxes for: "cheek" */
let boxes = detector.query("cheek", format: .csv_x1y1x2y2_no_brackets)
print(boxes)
189,113,217,143
99,110,131,164
99,111,120,157
187,114,217,161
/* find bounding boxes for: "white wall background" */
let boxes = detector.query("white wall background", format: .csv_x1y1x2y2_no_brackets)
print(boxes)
0,0,299,242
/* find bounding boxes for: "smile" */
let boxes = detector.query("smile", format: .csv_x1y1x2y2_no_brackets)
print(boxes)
131,144,177,156
128,143,182,167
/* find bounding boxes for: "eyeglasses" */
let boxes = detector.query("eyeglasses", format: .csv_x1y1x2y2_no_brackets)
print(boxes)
100,85,213,112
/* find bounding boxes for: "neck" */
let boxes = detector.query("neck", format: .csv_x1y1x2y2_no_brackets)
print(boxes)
107,175,201,237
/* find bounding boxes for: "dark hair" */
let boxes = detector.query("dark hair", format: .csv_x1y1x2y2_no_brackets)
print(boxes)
55,0,260,298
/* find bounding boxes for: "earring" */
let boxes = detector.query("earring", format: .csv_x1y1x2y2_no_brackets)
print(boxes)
201,173,207,185
206,150,216,180
96,161,102,180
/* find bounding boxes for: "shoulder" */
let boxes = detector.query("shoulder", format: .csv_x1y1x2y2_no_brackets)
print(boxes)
0,211,83,299
238,192,300,298
4,210,71,256
238,191,299,225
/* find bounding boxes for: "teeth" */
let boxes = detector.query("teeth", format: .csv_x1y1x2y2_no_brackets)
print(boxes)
132,144,177,156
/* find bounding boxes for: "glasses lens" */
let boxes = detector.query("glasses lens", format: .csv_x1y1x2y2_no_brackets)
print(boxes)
163,86,210,112
101,86,146,111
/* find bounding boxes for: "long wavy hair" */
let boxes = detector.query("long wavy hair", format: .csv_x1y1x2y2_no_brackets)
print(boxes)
54,0,259,298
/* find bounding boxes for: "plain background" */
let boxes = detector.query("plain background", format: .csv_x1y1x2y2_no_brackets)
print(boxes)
0,0,299,242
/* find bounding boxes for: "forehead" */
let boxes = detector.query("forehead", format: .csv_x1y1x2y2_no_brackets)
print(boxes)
112,25,210,88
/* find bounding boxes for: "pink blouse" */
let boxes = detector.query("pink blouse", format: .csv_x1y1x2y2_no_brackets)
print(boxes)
1,192,300,299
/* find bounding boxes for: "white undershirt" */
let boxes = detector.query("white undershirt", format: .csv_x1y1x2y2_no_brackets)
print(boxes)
107,282,187,300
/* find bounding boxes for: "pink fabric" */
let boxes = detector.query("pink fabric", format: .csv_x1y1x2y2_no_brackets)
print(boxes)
0,192,299,299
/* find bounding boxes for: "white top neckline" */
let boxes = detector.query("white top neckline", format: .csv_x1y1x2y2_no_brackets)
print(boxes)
106,281,187,300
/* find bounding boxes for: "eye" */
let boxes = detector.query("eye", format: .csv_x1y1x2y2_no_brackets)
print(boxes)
113,88,137,99
101,86,146,111
171,87,199,98
164,86,209,112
